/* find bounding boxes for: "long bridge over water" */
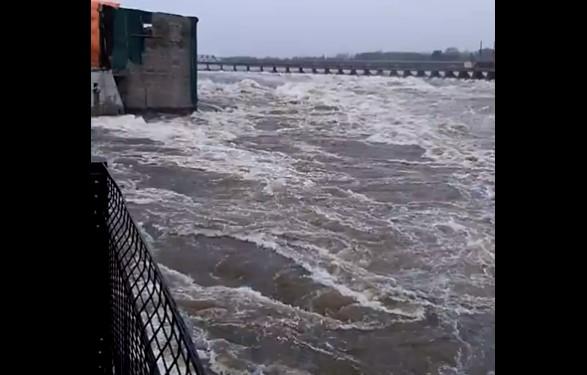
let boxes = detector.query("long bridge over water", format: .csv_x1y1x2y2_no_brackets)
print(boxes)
198,60,495,80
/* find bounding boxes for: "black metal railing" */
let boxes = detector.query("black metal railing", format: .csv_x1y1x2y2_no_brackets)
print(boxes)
91,162,206,375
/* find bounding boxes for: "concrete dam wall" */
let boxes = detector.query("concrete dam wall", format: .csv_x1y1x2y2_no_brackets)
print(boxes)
91,5,198,116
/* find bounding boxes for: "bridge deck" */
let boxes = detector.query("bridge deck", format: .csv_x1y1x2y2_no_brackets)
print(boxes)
200,60,495,73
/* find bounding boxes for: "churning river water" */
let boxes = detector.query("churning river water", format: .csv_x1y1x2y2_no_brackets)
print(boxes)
92,72,495,375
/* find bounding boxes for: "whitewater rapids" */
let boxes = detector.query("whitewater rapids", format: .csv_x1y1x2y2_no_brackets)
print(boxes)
92,72,495,375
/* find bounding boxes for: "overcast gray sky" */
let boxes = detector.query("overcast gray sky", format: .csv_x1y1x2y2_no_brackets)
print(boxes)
123,0,495,57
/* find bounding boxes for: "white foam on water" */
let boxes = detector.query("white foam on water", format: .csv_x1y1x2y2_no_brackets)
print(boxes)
94,72,494,374
177,227,426,321
95,73,493,185
162,265,390,331
94,112,325,197
125,187,197,206
161,265,394,373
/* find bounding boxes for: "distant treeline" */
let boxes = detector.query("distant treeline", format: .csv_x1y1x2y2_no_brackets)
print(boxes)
219,48,494,63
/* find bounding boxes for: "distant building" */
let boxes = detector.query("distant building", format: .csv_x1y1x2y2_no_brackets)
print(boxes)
477,48,495,62
334,53,353,60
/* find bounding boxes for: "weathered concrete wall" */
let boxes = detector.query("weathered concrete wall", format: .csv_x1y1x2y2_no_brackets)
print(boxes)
116,13,195,112
91,70,124,116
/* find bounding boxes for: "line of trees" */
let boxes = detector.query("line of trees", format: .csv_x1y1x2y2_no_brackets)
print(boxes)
356,48,494,62
217,48,495,63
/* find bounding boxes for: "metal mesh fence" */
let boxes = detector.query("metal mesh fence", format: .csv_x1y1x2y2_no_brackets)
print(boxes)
91,162,205,375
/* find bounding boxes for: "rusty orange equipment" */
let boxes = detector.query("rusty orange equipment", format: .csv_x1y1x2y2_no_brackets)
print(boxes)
91,0,120,69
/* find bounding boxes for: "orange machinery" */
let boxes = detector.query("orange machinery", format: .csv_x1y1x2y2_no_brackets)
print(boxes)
91,0,120,69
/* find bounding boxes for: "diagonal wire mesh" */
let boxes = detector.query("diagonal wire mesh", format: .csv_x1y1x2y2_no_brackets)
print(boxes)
91,162,206,375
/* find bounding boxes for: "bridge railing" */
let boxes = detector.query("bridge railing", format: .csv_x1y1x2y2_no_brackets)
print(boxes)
202,60,493,72
91,162,206,375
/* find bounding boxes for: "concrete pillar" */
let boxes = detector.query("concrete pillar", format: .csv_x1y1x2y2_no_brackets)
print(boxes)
444,71,456,78
220,64,224,71
286,66,291,73
377,69,384,75
458,71,470,79
91,70,124,116
389,70,399,77
403,70,412,77
246,65,250,72
364,69,371,75
486,71,495,80
312,67,318,74
206,63,211,71
299,67,305,73
272,66,278,73
350,68,357,75
337,68,344,74
325,67,331,74
473,70,485,80
430,70,441,78
417,70,426,77
233,65,237,71
260,66,264,72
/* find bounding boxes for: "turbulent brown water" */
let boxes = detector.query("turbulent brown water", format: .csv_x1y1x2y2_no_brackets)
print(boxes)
92,72,495,375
